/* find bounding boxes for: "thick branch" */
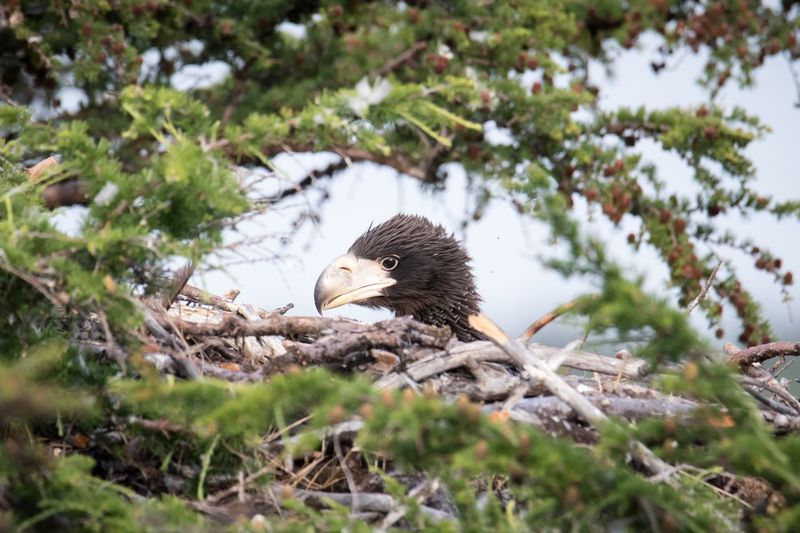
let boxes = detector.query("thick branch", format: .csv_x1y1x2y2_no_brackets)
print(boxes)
172,313,373,338
374,340,648,390
491,395,697,423
468,314,674,479
727,341,800,366
41,178,89,209
26,156,60,181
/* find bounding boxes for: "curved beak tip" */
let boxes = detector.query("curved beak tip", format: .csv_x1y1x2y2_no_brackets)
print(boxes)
313,282,327,315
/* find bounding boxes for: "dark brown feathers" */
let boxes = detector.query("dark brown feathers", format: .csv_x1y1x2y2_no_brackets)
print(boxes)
349,214,486,341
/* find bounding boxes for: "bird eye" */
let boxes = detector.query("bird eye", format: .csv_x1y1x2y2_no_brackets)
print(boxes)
380,256,398,270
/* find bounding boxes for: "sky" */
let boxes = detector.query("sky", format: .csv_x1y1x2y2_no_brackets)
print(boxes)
193,34,799,352
49,32,799,352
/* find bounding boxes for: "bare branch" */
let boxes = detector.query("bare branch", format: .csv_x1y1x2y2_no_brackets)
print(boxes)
686,260,723,315
172,313,372,338
519,296,591,342
374,341,649,390
377,41,429,76
381,478,440,529
333,432,359,514
727,341,800,366
468,314,675,480
26,156,60,181
490,394,696,424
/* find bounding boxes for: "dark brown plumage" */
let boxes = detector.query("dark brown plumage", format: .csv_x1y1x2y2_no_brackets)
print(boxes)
314,214,486,341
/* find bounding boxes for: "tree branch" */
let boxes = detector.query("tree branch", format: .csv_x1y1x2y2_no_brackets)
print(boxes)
686,260,723,315
519,297,590,342
727,341,800,366
377,41,429,76
374,340,649,390
468,314,675,480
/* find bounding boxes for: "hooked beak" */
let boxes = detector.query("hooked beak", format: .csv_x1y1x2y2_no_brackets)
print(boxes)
314,253,396,314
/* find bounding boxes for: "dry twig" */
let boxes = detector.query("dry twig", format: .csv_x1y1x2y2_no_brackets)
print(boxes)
686,260,723,315
519,297,587,342
469,314,675,480
377,41,429,75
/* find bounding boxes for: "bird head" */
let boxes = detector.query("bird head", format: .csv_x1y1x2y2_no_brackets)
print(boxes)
314,214,484,340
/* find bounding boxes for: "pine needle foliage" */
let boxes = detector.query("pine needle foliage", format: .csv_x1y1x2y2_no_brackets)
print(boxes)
0,0,798,530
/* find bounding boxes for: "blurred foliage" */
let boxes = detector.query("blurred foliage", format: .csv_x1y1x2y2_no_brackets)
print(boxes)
1,0,799,529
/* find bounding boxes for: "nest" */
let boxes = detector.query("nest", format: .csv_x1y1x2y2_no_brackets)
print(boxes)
114,283,797,525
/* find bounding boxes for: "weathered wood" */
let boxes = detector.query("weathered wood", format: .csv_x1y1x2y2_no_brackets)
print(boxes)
374,341,648,390
173,290,287,360
287,321,450,367
26,155,60,181
468,313,675,480
490,395,697,422
170,313,398,338
727,341,800,366
133,287,800,491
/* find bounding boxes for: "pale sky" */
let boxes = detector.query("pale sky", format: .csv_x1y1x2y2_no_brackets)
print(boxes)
48,32,798,351
196,34,799,351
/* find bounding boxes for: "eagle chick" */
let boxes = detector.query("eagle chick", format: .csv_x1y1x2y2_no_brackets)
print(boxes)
314,214,486,341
